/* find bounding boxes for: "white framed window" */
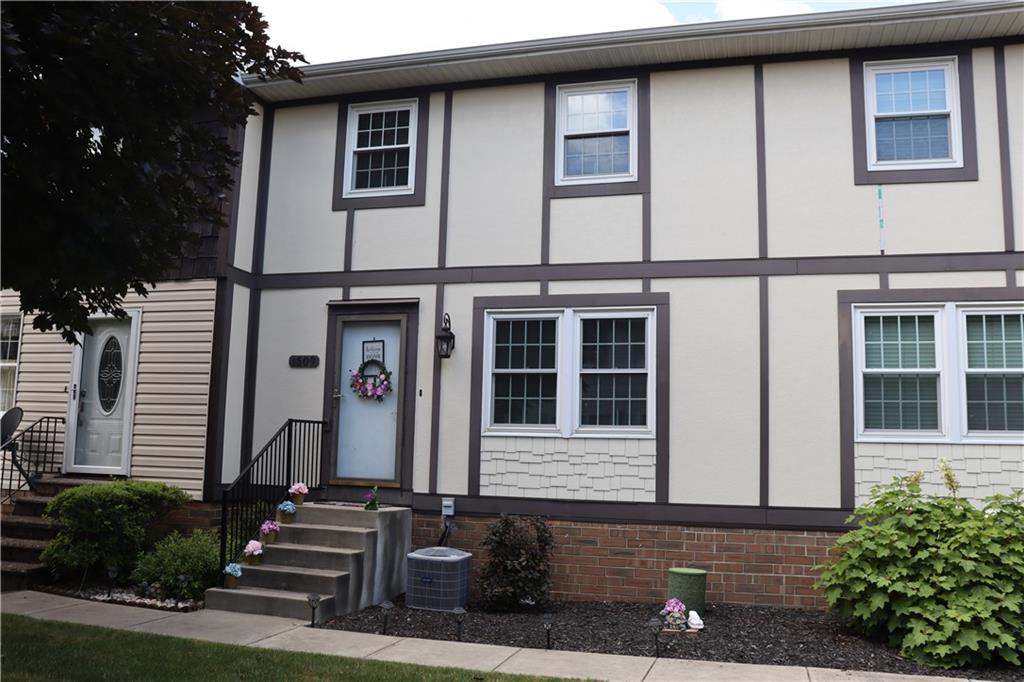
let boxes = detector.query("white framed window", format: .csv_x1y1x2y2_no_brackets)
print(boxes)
959,307,1023,439
864,57,963,172
853,303,1023,444
483,307,655,438
342,99,418,198
0,314,22,412
555,80,638,186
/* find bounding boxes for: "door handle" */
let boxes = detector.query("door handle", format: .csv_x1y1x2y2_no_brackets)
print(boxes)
71,383,78,400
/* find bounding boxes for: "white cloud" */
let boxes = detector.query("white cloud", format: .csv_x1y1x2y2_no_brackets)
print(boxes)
714,0,815,21
256,0,678,65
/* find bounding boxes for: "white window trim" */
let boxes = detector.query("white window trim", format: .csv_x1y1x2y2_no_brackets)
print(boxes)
341,98,418,199
863,56,963,172
0,312,23,414
957,304,1024,444
554,80,638,187
482,306,656,439
853,302,1024,445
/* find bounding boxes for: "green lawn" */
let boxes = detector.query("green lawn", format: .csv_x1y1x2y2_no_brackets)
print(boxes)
0,614,567,682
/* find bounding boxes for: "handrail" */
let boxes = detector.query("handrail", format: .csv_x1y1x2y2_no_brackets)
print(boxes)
218,419,325,578
1,416,65,504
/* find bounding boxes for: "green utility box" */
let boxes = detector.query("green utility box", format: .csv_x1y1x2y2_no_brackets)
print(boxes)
667,567,707,615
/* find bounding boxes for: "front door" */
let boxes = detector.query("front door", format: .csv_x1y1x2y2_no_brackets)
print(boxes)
65,312,140,475
333,318,405,485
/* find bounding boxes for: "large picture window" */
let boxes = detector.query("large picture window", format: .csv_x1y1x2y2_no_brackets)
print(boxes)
484,307,655,437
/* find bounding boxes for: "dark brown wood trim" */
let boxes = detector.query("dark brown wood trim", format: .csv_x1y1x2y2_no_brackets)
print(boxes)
343,208,355,274
437,90,454,269
467,292,670,501
850,47,978,185
754,63,768,259
412,494,853,531
428,283,444,494
994,45,1016,253
836,285,1023,508
250,107,275,274
202,279,234,501
758,275,770,507
250,251,1022,290
331,94,430,211
239,288,261,469
878,271,890,289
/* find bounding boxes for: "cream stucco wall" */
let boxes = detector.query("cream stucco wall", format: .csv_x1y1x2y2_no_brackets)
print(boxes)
221,284,250,483
769,274,878,508
888,270,1010,289
436,281,540,494
651,66,759,260
549,195,643,264
351,92,445,271
233,105,263,271
653,277,761,506
263,104,347,274
547,279,644,294
1006,45,1024,252
446,84,544,267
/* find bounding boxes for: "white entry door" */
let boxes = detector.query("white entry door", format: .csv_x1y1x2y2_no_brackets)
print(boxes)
65,312,140,475
336,320,402,482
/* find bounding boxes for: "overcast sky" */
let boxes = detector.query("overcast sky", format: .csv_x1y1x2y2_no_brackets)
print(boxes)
255,0,933,66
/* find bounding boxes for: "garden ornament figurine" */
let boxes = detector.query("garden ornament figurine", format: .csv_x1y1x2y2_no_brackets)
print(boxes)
687,610,705,630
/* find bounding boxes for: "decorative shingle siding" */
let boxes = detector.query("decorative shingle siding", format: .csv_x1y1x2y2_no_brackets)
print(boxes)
854,443,1024,505
479,436,657,502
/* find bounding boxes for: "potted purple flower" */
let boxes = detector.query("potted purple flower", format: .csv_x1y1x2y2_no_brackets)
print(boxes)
363,486,379,511
260,519,280,544
660,598,688,633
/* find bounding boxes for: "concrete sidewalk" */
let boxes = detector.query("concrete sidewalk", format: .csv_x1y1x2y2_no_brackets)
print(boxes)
0,591,981,682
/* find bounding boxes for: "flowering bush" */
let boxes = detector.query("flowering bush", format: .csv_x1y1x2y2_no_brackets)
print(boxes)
277,501,296,515
288,482,308,496
223,563,242,578
363,486,379,511
243,540,263,557
660,598,688,630
260,520,280,536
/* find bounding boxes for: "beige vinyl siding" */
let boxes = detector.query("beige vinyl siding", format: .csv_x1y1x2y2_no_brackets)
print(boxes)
3,281,216,499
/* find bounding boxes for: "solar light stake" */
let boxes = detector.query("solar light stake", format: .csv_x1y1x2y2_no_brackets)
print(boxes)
542,613,554,650
106,565,118,598
380,600,394,635
307,593,322,627
453,607,466,641
647,616,663,658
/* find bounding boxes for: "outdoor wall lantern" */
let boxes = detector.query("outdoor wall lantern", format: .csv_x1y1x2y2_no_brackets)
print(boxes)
435,313,455,359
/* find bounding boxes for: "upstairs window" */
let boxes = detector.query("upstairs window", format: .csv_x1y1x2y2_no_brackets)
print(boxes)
342,99,418,198
864,57,963,172
555,80,637,186
0,314,21,412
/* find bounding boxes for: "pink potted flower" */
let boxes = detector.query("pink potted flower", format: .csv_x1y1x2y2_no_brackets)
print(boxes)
289,482,309,505
243,540,263,565
260,519,280,544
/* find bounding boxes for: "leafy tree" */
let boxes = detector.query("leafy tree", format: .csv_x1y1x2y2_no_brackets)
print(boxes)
1,2,303,341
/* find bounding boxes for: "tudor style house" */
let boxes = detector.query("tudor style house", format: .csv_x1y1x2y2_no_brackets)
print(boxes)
2,0,1021,608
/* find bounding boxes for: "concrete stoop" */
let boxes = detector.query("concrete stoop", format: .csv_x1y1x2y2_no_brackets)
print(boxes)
205,504,410,623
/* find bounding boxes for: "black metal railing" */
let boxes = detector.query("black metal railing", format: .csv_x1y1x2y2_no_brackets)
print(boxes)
219,419,325,576
1,416,65,504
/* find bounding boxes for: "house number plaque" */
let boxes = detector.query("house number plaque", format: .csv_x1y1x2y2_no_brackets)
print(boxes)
288,355,320,368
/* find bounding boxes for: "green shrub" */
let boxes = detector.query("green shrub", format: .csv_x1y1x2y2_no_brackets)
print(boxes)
479,515,553,612
41,480,190,581
132,530,220,601
817,465,1024,669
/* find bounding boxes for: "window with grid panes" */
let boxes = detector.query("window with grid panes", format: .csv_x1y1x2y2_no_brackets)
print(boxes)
490,318,558,426
0,314,20,411
344,100,417,196
556,80,636,185
862,314,939,431
964,313,1024,432
580,317,647,427
864,58,962,170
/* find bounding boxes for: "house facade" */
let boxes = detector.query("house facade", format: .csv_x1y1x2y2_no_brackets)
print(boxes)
2,1,1020,607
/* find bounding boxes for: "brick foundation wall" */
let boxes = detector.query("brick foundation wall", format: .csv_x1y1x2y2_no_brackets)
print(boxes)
413,513,840,608
154,502,222,537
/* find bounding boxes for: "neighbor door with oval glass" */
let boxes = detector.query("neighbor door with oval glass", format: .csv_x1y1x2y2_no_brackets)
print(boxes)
334,319,404,484
64,312,141,475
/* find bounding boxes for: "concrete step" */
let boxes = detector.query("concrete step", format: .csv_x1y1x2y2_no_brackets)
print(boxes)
0,561,47,592
276,522,376,550
204,586,335,622
238,564,349,601
291,503,380,528
262,542,363,572
0,537,48,563
11,494,53,517
0,515,55,541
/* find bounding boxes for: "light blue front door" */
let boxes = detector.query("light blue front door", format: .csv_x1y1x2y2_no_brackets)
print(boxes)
336,321,402,481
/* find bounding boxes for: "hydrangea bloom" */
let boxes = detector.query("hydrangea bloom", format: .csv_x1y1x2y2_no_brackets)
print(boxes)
288,482,308,495
243,540,263,556
260,519,280,535
224,563,242,577
277,500,297,514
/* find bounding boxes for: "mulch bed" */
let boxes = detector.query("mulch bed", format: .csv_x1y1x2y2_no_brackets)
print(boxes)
36,584,202,612
325,597,1023,681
